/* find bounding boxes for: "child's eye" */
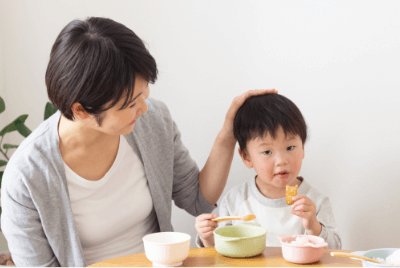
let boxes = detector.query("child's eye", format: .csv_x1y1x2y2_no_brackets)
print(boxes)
287,146,295,151
262,150,272,155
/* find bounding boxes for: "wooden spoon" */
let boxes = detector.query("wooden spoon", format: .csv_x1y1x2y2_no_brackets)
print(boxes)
330,252,383,264
211,214,256,223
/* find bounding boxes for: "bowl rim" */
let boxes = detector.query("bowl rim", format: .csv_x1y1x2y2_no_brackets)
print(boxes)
142,232,191,245
351,248,400,266
213,223,267,240
279,234,327,248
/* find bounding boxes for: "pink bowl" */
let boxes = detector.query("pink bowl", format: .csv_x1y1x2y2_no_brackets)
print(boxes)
278,234,328,264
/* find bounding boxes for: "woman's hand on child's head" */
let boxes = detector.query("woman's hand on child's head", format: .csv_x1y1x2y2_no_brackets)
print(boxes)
290,195,322,236
195,214,219,247
221,89,278,141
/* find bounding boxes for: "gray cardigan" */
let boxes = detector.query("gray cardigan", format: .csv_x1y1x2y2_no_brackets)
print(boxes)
1,98,216,267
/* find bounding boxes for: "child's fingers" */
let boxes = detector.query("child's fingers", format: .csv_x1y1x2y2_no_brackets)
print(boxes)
196,219,218,228
291,194,306,202
195,217,218,229
292,203,313,212
195,214,217,226
201,231,215,240
196,213,217,222
291,209,303,217
291,208,315,221
198,226,217,234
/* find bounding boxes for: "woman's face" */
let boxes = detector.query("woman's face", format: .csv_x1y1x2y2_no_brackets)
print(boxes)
92,76,150,136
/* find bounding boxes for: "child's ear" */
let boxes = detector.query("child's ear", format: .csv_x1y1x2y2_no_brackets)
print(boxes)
238,148,253,169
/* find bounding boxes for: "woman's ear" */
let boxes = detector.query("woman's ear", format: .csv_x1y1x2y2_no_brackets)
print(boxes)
71,103,91,120
238,147,253,169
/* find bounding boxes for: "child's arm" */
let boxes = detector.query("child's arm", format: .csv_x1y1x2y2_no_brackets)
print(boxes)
195,194,235,247
291,195,342,249
313,197,342,249
291,195,322,235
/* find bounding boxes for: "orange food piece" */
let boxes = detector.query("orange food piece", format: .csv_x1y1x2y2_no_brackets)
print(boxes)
286,185,298,205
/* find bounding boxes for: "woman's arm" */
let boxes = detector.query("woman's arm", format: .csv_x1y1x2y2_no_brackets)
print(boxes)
1,169,61,267
198,89,277,205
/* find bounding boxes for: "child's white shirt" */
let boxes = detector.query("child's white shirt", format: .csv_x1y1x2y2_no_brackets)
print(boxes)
232,195,303,246
196,177,342,249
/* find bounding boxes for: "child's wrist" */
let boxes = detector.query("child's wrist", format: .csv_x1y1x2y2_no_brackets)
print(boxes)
306,221,322,236
202,237,215,248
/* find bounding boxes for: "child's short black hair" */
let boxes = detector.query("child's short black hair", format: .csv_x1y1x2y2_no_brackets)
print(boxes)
46,17,158,125
233,94,307,154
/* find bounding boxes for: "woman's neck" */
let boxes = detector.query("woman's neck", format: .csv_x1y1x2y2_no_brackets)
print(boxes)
58,115,117,151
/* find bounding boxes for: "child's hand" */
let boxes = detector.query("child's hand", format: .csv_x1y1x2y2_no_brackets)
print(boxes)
195,214,218,247
290,195,322,236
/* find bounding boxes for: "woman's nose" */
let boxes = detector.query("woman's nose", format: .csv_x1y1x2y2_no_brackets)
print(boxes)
139,95,148,115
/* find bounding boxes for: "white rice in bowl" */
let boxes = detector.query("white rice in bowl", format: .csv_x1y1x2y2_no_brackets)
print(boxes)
373,249,400,265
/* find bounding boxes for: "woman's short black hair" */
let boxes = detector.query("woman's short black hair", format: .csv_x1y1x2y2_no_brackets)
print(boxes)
45,17,158,124
233,94,307,154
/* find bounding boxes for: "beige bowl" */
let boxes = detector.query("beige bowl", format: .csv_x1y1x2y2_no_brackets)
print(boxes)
142,232,191,267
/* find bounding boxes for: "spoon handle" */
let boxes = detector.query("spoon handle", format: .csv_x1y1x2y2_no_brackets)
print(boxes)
330,252,381,264
211,216,239,223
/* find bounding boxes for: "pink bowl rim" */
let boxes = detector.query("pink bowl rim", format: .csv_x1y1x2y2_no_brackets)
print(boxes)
279,234,327,248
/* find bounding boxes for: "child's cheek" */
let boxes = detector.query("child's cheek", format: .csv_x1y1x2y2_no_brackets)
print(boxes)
291,152,303,175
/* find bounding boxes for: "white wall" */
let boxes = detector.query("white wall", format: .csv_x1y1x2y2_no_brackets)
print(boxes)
1,0,400,252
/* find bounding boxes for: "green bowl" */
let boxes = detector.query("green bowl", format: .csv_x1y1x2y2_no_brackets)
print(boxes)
213,223,267,258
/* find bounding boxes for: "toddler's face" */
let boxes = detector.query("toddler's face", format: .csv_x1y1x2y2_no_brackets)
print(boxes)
240,125,304,191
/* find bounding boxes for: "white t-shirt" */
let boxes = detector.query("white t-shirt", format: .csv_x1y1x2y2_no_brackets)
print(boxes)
64,135,158,266
196,177,342,249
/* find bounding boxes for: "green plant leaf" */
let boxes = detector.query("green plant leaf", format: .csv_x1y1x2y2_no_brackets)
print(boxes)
3,144,18,149
0,114,28,137
14,120,31,138
0,171,3,188
44,102,57,120
0,160,7,167
0,97,5,114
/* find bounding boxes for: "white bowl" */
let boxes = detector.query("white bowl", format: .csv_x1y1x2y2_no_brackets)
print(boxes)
351,248,400,267
143,232,191,267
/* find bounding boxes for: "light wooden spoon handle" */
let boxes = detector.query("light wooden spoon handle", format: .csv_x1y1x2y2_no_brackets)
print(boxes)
211,216,239,223
330,252,381,264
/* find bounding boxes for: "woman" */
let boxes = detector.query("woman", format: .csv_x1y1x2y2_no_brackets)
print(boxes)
1,17,276,266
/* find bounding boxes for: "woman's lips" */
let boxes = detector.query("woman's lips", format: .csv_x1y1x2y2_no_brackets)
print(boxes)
129,119,136,125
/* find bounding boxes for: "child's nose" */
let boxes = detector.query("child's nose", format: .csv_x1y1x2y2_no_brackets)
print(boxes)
275,154,289,166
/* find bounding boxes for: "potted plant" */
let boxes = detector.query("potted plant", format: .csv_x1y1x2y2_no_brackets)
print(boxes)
0,96,57,265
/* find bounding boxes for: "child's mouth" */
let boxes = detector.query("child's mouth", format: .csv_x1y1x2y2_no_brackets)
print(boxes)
275,171,289,178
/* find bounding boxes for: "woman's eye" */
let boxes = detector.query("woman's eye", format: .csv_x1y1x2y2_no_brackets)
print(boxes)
287,146,295,151
262,150,272,155
129,103,136,108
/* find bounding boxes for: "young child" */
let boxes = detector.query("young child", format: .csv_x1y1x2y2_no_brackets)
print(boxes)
195,94,341,249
